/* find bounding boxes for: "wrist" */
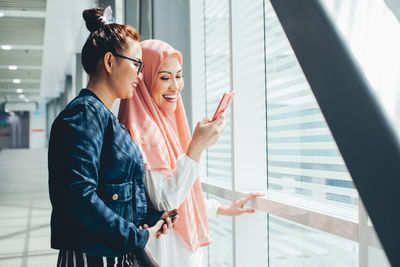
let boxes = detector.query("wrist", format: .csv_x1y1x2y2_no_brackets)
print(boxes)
186,143,203,163
143,228,151,246
217,205,229,216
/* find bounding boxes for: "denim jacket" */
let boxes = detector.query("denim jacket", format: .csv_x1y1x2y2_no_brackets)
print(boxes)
48,89,163,257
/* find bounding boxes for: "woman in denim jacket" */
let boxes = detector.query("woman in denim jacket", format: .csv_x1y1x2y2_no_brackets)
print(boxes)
48,7,176,267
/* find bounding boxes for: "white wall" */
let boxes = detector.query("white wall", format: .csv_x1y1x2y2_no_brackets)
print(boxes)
29,102,47,148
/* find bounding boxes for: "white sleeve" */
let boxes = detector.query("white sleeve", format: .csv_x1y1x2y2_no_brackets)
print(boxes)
205,198,220,219
145,154,199,211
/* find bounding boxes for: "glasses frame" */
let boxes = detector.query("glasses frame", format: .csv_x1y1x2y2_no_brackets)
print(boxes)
112,53,144,74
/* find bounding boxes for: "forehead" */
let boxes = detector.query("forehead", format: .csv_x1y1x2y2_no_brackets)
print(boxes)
159,56,181,70
125,38,142,58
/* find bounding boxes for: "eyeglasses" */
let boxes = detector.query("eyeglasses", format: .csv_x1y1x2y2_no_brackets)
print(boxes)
112,53,144,74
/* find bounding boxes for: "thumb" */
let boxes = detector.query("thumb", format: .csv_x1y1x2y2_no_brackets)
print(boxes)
241,208,255,214
214,116,224,124
201,117,210,123
154,220,164,230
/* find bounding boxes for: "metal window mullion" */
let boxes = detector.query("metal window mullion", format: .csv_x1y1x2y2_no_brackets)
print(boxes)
188,0,210,263
228,1,237,267
230,0,268,266
189,0,207,175
359,198,368,266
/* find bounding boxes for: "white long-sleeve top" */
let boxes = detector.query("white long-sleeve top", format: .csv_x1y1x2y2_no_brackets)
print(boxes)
145,154,220,267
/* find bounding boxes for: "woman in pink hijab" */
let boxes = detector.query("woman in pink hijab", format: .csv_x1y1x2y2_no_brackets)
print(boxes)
118,39,262,266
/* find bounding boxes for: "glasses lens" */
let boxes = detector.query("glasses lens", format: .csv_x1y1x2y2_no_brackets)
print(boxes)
139,63,144,74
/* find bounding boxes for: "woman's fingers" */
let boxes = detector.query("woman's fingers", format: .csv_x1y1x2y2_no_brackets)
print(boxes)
171,215,179,224
214,116,224,124
240,208,256,214
146,220,165,244
206,116,225,137
217,119,226,133
154,220,164,231
165,217,173,229
214,117,226,134
161,223,168,234
200,117,210,124
241,192,265,205
189,116,226,155
167,209,178,217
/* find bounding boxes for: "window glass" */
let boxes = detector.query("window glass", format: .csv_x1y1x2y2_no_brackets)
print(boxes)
269,215,358,266
265,0,358,208
321,0,400,138
205,194,233,267
204,0,233,187
318,1,394,265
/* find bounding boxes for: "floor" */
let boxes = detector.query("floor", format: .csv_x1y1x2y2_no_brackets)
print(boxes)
0,148,57,267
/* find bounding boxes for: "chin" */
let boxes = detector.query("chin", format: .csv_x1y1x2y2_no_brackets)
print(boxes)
120,91,133,100
160,105,177,113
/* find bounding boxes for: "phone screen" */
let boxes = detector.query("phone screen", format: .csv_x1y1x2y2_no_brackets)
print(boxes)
212,91,235,121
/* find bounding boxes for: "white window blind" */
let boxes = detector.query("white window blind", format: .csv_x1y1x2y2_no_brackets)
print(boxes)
320,1,396,266
321,0,400,140
204,0,233,187
264,0,361,264
265,0,358,207
205,194,233,267
203,1,234,266
269,215,358,266
190,0,394,266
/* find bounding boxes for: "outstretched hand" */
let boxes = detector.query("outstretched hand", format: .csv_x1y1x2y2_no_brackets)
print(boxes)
218,192,264,216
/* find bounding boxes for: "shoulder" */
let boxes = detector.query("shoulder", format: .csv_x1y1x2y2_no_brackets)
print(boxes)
53,93,110,132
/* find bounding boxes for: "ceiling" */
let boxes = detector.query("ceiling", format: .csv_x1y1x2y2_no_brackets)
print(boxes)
0,0,96,107
0,0,45,104
0,0,399,109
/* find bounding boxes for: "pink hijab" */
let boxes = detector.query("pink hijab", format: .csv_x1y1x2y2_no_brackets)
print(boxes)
118,39,211,251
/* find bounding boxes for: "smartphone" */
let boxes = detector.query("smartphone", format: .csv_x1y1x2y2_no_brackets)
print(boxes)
163,212,178,223
212,91,235,121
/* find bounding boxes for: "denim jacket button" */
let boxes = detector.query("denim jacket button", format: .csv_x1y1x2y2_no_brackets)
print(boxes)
112,194,119,201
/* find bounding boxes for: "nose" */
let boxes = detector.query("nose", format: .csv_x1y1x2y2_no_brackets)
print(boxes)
137,72,143,81
170,78,179,91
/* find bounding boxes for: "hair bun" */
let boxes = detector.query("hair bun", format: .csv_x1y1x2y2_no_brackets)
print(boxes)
83,8,104,33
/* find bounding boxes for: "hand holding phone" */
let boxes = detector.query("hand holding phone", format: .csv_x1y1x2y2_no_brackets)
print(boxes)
212,91,235,121
163,212,178,223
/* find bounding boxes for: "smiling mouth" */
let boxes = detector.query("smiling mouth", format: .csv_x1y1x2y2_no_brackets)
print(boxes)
163,94,177,102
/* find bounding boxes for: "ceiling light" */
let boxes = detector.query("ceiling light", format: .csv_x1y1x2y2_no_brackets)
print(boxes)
1,45,12,50
16,89,23,93
13,79,21,84
19,94,25,99
8,65,18,70
0,12,4,17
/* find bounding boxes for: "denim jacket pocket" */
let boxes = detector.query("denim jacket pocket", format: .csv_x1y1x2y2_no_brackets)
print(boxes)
100,182,134,222
101,182,133,202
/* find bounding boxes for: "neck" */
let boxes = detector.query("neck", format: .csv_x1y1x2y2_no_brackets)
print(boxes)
86,75,115,110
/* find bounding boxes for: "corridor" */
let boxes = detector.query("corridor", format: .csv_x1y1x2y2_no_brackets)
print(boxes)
0,149,56,266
